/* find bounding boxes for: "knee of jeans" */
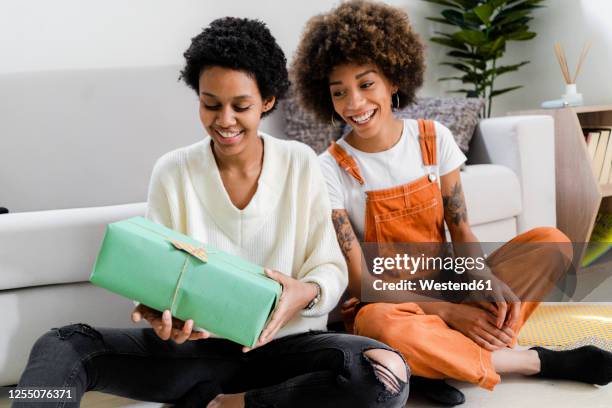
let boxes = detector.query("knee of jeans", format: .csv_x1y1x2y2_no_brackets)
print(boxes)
363,348,409,395
32,323,105,361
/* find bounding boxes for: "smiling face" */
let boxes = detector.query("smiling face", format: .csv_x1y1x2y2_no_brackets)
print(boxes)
329,63,397,140
198,66,275,157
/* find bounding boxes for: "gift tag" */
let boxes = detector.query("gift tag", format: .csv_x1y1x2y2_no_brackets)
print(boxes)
170,239,208,262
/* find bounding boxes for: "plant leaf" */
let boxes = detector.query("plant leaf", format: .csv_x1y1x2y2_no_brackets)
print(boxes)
490,0,509,10
460,59,488,70
463,11,484,26
461,72,490,84
441,9,467,26
440,9,482,29
508,0,546,6
434,31,456,38
448,89,483,98
485,61,529,77
478,36,506,56
493,10,530,26
474,3,494,25
451,0,481,9
506,0,544,6
447,50,482,59
431,37,469,50
426,17,457,26
507,31,536,40
440,62,474,73
453,29,488,46
492,22,529,36
496,0,545,18
490,85,523,97
446,51,490,66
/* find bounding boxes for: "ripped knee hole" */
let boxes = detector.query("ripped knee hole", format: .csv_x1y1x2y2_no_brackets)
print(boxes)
363,348,408,395
53,323,102,340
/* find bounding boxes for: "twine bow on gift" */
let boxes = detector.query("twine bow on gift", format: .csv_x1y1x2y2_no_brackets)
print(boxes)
126,220,209,315
167,239,210,315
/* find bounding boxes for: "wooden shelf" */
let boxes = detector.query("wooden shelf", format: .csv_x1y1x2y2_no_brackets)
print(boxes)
601,183,612,197
572,105,612,114
515,105,612,268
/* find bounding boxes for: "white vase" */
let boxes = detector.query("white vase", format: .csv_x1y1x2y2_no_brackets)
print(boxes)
562,83,584,106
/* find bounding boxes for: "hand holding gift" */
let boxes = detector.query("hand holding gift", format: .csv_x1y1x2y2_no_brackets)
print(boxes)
242,269,319,352
131,304,209,343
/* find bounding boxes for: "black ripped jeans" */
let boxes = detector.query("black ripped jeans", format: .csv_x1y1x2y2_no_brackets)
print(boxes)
14,324,409,408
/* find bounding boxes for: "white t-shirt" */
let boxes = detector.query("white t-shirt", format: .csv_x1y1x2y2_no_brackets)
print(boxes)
318,119,467,239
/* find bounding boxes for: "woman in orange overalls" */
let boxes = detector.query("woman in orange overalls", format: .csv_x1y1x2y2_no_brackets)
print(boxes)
291,0,612,405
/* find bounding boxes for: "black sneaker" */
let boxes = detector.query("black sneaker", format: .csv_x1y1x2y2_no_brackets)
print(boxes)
410,376,465,406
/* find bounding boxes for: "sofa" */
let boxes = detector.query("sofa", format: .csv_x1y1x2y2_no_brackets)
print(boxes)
0,66,556,386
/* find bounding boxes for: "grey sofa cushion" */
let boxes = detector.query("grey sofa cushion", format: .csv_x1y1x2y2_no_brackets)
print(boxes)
396,97,485,153
281,92,343,154
282,94,484,154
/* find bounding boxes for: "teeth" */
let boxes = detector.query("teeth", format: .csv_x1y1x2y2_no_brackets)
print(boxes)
217,129,242,138
351,109,375,124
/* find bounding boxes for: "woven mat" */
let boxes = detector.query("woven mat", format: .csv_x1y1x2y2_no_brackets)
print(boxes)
518,304,612,351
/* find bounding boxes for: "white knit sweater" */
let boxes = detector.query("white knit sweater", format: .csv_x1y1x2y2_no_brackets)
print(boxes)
145,133,347,338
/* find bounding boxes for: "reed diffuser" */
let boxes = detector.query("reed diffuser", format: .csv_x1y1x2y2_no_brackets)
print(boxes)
554,41,591,106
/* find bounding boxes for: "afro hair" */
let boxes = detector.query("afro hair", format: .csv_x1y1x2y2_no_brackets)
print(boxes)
180,17,290,117
291,0,425,123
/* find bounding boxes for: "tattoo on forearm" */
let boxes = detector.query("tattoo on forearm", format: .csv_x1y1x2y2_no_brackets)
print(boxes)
331,210,356,266
443,182,468,226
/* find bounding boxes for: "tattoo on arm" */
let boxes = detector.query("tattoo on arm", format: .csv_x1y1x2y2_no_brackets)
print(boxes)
443,182,468,226
331,210,356,266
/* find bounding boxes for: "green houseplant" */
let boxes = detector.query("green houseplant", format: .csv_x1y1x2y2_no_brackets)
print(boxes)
423,0,544,117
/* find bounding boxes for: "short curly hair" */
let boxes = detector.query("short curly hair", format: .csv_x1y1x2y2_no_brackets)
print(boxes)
180,17,289,117
291,0,425,123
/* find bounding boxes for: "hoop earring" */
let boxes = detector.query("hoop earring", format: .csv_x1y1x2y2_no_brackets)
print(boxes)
392,93,400,111
331,114,339,129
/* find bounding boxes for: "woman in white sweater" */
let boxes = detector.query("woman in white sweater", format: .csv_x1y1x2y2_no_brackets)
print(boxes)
15,17,409,408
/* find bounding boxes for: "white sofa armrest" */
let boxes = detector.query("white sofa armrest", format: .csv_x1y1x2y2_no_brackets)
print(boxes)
467,115,556,232
0,203,146,291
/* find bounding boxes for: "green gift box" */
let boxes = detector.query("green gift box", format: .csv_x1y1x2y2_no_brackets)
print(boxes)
90,216,281,347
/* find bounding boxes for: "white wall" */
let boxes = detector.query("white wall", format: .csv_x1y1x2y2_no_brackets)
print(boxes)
0,0,443,94
0,0,608,114
0,0,612,114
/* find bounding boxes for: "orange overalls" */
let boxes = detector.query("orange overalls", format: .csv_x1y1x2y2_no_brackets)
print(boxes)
327,119,573,390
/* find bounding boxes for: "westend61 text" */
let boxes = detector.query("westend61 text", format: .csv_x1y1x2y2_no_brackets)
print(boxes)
372,279,493,291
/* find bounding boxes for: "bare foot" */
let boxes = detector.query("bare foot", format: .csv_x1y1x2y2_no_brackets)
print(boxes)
206,393,245,408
